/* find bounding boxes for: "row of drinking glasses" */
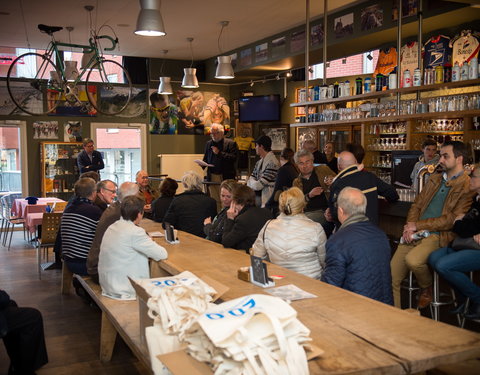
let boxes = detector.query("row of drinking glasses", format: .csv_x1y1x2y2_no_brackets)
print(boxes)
304,93,480,123
369,122,407,135
472,139,480,150
415,119,464,132
372,154,392,168
375,171,391,184
397,189,416,202
367,137,407,151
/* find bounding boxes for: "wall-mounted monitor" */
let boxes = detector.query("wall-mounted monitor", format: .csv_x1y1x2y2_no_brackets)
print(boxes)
238,95,281,122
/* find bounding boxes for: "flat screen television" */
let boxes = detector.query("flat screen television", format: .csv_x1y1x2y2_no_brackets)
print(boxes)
238,95,281,122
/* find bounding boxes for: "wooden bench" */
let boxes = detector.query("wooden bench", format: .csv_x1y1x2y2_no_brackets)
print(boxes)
73,275,151,372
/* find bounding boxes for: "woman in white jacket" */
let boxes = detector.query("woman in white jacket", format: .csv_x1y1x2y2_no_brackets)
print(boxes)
99,195,168,300
252,187,327,279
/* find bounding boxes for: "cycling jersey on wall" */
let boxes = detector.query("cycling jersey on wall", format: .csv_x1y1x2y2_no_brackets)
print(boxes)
374,47,397,76
400,41,420,87
423,35,452,68
451,31,480,66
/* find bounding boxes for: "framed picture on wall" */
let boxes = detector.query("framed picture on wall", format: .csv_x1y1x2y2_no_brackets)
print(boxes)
296,127,317,151
259,125,289,151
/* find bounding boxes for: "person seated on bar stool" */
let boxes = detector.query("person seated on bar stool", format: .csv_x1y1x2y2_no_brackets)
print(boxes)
321,187,393,304
410,138,440,193
390,141,474,309
429,163,480,318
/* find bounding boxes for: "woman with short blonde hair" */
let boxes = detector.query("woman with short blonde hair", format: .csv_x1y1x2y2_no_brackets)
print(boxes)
252,187,327,279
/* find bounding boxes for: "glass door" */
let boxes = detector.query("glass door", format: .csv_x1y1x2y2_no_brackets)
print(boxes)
329,127,351,153
91,123,147,186
0,120,28,196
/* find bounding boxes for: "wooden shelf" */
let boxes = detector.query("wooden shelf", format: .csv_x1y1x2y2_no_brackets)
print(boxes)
290,78,480,108
290,109,480,128
413,131,464,135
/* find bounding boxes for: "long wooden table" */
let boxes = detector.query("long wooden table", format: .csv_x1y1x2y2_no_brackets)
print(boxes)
140,219,480,375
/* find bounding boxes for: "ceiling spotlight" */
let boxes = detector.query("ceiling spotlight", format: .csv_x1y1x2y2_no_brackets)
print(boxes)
250,80,254,87
135,0,166,36
366,52,373,61
286,70,292,78
276,74,280,80
342,58,347,64
308,66,314,73
326,62,330,68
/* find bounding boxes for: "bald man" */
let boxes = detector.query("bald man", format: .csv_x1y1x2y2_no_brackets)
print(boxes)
321,187,393,305
327,151,399,227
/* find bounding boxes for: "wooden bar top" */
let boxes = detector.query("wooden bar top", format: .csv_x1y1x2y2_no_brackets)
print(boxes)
141,219,480,374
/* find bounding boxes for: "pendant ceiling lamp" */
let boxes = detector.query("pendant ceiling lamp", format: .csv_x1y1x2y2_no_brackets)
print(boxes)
182,38,199,88
135,0,166,36
215,21,234,79
158,50,173,95
65,27,79,81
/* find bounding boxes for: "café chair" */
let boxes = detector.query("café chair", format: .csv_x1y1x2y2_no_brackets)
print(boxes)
52,201,67,212
0,195,26,251
36,212,62,279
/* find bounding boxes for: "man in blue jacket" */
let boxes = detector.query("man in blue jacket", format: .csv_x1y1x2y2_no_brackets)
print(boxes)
77,138,105,176
321,187,393,305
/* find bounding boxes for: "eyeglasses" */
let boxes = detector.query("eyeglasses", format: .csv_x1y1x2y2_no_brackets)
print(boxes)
102,187,117,194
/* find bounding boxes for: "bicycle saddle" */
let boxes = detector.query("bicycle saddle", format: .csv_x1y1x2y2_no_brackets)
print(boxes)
38,24,63,35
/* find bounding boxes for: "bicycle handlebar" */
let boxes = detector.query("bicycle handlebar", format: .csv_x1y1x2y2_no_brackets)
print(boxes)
90,35,118,52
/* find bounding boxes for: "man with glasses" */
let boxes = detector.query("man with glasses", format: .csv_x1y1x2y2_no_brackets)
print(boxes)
94,180,117,212
77,138,105,177
292,149,335,225
135,170,158,219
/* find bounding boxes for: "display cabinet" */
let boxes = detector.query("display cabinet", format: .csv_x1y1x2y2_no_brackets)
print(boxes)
40,142,82,199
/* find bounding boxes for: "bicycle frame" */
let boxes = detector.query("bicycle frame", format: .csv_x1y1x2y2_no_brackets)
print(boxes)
40,34,118,88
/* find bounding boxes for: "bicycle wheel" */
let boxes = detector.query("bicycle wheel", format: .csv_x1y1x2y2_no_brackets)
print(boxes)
86,59,133,116
6,52,63,115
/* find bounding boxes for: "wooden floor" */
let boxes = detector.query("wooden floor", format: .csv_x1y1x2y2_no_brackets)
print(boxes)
0,231,149,375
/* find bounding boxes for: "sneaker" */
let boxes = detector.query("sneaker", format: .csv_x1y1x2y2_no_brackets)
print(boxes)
417,286,433,309
464,302,480,320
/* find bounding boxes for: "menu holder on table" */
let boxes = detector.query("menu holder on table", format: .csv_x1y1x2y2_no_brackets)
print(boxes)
249,255,275,288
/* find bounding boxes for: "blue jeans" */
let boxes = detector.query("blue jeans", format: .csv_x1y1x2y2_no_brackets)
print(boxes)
429,247,480,304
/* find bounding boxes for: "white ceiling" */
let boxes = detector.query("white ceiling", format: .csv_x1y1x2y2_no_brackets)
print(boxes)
0,0,362,61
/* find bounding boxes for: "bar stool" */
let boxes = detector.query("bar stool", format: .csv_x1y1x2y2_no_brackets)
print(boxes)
460,271,477,328
401,271,420,308
431,270,456,322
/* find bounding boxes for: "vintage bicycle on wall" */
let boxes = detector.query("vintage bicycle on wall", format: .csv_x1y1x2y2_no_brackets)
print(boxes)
7,24,132,116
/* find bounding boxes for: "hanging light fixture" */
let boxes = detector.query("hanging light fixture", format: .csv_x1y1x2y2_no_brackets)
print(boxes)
215,21,234,79
182,37,199,88
81,5,96,70
135,0,166,36
65,27,79,81
158,50,173,95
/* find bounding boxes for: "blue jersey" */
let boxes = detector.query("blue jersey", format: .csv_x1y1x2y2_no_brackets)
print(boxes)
423,35,452,68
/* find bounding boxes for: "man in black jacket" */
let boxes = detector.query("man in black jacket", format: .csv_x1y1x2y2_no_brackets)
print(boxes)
222,184,272,252
198,124,238,209
1,289,48,375
77,138,105,176
327,151,399,227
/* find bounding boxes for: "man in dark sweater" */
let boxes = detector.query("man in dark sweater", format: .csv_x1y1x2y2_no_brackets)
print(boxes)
77,138,104,176
61,177,102,275
327,151,399,227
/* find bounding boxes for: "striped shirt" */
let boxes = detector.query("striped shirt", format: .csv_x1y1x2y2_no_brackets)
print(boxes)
61,199,102,261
